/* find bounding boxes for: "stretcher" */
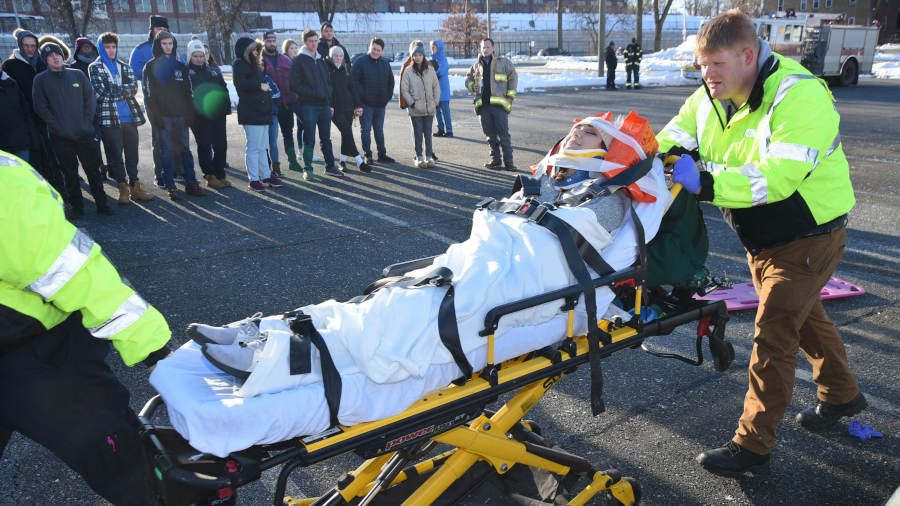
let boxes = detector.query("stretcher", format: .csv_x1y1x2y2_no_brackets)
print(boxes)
136,178,735,506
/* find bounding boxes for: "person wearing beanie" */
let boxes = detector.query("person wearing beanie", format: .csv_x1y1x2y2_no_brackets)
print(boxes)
262,30,301,175
33,41,115,219
3,28,56,184
185,38,233,189
400,40,440,168
89,31,153,204
130,14,186,187
233,36,283,191
290,29,339,178
430,40,453,137
70,37,98,77
326,45,369,173
605,41,618,90
143,30,205,200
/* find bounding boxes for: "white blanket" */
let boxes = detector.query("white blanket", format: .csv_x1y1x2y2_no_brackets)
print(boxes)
149,160,672,457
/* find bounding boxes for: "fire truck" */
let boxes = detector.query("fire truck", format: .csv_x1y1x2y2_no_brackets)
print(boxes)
683,12,878,87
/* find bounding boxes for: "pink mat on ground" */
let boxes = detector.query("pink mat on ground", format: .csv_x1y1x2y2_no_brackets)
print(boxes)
694,277,866,311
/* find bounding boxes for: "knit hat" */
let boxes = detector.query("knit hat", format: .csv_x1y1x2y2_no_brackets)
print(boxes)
40,42,65,62
263,30,277,41
186,39,206,59
409,40,425,58
150,15,170,29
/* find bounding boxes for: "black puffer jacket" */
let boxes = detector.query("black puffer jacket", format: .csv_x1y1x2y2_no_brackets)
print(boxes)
187,61,232,121
232,37,271,126
351,54,394,108
290,46,332,107
327,58,360,113
0,73,38,152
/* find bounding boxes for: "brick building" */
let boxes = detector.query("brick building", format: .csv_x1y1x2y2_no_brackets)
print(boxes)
763,0,899,43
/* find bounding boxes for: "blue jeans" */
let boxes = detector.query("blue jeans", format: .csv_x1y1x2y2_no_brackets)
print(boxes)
159,117,197,186
268,113,279,163
359,104,386,156
435,101,453,133
300,104,335,166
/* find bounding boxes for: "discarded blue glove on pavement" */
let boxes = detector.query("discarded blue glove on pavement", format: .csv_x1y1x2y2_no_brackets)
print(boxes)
848,420,883,441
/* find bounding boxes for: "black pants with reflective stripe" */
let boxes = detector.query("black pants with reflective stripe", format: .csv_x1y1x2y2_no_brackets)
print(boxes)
0,313,155,505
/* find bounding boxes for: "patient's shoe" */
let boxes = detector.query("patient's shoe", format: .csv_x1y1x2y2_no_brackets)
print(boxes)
202,339,267,380
186,312,264,346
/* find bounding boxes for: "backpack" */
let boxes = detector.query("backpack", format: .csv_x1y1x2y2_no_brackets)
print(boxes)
646,190,709,287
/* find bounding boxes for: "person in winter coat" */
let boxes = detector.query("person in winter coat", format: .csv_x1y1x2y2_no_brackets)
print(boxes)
130,15,185,187
327,46,369,173
185,39,232,190
351,38,396,164
623,37,643,89
143,30,205,200
604,41,617,90
317,22,350,70
233,37,284,192
290,29,339,178
464,38,518,171
430,40,453,137
32,41,114,220
282,38,307,165
89,32,154,204
70,37,98,77
3,29,61,189
400,41,440,169
262,31,300,176
0,71,39,160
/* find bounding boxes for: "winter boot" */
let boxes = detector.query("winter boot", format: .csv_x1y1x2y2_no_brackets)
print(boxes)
117,182,130,205
129,181,155,201
284,142,303,172
185,182,207,197
271,161,284,177
206,174,226,189
219,177,233,187
167,185,182,200
302,144,315,180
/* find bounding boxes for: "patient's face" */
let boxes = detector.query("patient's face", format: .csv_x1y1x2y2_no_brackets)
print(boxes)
563,125,604,150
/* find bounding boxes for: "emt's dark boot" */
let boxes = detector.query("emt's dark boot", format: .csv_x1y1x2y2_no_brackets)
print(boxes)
696,441,770,478
796,392,868,431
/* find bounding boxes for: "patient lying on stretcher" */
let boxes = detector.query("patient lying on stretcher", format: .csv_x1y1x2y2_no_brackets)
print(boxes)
149,114,673,457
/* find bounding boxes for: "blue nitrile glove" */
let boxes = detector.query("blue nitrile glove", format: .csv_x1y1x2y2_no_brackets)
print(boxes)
673,154,702,194
848,420,883,441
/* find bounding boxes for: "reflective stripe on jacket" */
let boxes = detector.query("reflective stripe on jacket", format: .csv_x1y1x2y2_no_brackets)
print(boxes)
657,51,854,252
0,152,171,365
464,55,518,113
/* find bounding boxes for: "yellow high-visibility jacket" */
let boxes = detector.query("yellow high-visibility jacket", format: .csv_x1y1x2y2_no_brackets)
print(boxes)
657,52,854,253
0,152,170,365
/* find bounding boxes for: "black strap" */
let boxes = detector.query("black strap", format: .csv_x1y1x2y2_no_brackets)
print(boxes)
287,314,343,428
346,267,454,304
287,324,313,376
630,205,649,311
510,173,543,198
575,155,655,205
437,284,473,381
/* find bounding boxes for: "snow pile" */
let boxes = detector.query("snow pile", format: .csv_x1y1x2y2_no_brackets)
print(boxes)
861,50,900,79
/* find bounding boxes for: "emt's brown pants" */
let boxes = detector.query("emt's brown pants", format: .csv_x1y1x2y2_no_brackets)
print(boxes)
733,226,860,455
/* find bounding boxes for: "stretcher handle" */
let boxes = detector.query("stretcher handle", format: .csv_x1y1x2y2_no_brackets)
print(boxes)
662,154,683,198
670,182,683,198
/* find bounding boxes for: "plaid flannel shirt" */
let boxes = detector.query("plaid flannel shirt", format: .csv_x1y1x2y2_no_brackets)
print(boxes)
88,59,146,128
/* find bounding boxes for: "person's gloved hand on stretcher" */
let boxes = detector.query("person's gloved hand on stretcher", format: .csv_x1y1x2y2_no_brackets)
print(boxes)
673,154,701,195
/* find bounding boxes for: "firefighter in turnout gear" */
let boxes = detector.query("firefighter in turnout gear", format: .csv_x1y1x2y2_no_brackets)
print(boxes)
0,151,172,505
624,37,642,89
465,38,519,171
657,10,864,479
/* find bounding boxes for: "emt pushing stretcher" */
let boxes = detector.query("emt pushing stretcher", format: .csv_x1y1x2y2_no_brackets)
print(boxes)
660,10,864,478
140,111,737,506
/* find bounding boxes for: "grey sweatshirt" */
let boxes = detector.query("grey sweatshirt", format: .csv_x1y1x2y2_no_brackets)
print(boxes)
32,67,96,141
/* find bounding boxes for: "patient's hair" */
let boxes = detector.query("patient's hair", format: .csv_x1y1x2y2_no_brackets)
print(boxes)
695,9,760,56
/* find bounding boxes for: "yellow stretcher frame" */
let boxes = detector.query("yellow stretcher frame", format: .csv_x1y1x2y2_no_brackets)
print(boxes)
138,182,729,506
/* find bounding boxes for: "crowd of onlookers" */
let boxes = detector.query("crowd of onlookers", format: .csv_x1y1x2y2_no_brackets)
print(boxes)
2,13,525,221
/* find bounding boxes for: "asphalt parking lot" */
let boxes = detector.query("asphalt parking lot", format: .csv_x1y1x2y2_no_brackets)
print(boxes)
1,79,898,506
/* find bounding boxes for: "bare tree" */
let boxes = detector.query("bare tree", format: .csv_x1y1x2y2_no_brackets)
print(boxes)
103,0,118,33
438,5,495,58
652,0,675,51
43,0,98,41
724,0,763,17
200,0,249,63
570,11,632,55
